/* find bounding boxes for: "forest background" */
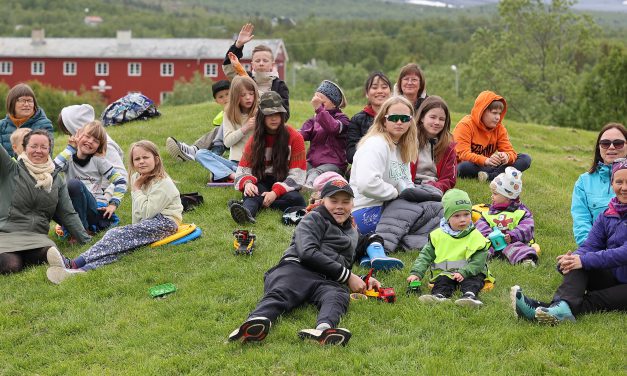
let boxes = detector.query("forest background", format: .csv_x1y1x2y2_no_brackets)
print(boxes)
0,0,625,129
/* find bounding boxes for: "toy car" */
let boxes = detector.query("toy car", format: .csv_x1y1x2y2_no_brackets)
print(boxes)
407,280,422,295
233,230,256,255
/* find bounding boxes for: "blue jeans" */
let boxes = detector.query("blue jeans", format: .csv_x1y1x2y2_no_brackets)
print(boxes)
67,178,116,232
352,206,383,235
196,149,238,181
457,153,532,181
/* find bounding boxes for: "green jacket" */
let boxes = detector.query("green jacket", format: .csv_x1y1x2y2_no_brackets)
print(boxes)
409,226,489,280
0,145,90,254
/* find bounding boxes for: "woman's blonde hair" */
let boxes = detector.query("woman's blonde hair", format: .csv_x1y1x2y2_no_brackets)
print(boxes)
128,140,167,188
225,76,259,126
358,96,418,164
80,120,108,156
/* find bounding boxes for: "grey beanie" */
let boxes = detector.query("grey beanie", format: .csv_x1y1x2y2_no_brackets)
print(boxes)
316,80,346,108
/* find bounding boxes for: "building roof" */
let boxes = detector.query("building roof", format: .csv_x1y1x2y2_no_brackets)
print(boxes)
0,36,288,61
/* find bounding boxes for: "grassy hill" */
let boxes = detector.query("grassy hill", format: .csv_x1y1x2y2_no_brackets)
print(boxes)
0,100,624,375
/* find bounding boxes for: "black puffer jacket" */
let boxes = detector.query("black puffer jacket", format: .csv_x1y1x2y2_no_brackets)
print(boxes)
281,205,357,283
346,106,376,164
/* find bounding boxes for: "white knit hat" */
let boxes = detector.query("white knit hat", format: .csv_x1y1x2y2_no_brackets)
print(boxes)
490,167,522,199
60,104,95,135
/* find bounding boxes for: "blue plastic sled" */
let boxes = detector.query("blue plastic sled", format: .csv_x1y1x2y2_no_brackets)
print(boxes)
170,227,202,245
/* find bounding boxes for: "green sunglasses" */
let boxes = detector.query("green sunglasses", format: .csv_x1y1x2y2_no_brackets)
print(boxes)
385,114,412,123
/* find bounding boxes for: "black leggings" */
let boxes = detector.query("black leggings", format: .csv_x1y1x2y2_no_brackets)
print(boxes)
0,247,48,274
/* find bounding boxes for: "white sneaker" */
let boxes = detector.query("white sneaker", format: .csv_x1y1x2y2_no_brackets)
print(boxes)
455,292,483,308
46,266,85,285
477,171,489,182
521,259,537,267
46,247,68,268
166,137,196,162
419,293,450,303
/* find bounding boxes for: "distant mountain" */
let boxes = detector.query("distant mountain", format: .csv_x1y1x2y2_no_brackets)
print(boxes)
401,0,627,12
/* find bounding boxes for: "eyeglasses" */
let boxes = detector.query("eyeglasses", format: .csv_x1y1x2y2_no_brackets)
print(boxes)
385,114,412,123
401,77,420,83
599,139,625,149
27,144,50,152
16,98,34,105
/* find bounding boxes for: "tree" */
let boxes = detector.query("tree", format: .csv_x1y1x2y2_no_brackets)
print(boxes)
466,0,599,126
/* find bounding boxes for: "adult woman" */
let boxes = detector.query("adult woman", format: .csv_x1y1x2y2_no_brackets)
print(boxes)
0,83,53,158
571,123,627,245
350,96,417,235
0,130,89,274
411,96,457,194
512,159,627,324
396,63,427,111
346,72,392,164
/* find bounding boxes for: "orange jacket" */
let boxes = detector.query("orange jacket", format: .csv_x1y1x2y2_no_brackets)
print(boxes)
452,91,517,166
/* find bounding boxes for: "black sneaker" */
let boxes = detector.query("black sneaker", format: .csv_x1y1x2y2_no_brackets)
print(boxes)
228,317,271,343
230,202,256,224
298,327,352,346
227,199,243,209
455,292,483,308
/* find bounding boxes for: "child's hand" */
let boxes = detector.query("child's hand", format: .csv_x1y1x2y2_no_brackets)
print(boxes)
99,203,117,219
452,272,464,282
242,115,256,134
261,191,277,207
235,23,255,48
498,152,509,164
558,254,582,274
407,275,420,283
504,234,512,244
311,93,323,110
68,128,83,149
485,153,501,167
244,182,258,197
348,273,367,293
367,276,382,291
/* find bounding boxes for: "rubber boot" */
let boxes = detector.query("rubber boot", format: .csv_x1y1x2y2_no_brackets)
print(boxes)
366,242,404,271
359,255,371,268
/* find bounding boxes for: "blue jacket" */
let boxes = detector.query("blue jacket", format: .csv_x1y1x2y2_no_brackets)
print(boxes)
0,108,54,158
571,164,614,245
575,203,627,283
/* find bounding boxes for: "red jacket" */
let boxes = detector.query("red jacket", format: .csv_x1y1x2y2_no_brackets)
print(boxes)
410,141,457,193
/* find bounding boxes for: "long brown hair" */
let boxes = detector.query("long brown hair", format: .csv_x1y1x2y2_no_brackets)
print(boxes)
128,140,167,188
224,76,258,127
358,96,418,164
415,96,453,163
589,122,627,173
250,111,290,181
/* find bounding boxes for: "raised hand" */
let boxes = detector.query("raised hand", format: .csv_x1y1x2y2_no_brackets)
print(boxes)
235,23,255,48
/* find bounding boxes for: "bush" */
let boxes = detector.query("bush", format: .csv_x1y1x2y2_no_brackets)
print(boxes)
164,72,215,106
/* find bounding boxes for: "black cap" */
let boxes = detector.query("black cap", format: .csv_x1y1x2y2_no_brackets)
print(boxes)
320,179,354,199
212,80,230,98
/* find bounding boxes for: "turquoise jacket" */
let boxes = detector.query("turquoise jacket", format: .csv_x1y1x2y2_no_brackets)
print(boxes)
571,163,614,246
0,108,54,158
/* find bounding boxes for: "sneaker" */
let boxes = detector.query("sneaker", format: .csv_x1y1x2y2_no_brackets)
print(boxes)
455,292,483,308
166,137,196,162
510,285,541,321
298,327,352,346
419,293,449,304
46,266,85,285
46,247,71,269
227,199,243,208
535,301,576,325
521,259,537,267
477,171,489,182
230,202,256,224
228,317,271,343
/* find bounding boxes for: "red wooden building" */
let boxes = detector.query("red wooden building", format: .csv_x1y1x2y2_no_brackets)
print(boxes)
0,30,288,104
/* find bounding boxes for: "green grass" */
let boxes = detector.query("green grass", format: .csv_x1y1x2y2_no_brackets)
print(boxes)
1,100,625,375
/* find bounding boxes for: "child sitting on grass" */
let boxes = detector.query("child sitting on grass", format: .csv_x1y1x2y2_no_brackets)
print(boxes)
166,79,231,161
407,189,490,307
300,80,350,188
46,140,183,284
228,179,380,346
475,167,539,266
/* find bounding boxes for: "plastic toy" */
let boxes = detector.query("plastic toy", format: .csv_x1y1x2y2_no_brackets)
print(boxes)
149,283,176,298
407,280,422,295
362,268,396,303
170,227,202,245
488,226,507,251
150,223,196,247
233,230,256,255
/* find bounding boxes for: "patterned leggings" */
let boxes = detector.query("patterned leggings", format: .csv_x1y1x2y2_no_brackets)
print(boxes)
77,214,178,270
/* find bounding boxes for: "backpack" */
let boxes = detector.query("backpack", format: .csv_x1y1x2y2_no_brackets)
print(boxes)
101,93,161,126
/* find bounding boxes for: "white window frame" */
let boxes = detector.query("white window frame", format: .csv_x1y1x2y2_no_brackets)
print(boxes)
160,62,174,77
160,91,172,103
128,62,141,77
63,61,77,76
95,62,109,76
0,61,12,75
204,63,218,77
31,61,45,75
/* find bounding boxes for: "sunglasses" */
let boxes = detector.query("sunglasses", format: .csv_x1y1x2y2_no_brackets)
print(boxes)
385,114,412,123
599,139,626,149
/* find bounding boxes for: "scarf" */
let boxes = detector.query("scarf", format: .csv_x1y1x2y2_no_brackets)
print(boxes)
607,197,627,217
18,153,55,192
253,71,279,94
440,217,474,236
9,113,33,127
